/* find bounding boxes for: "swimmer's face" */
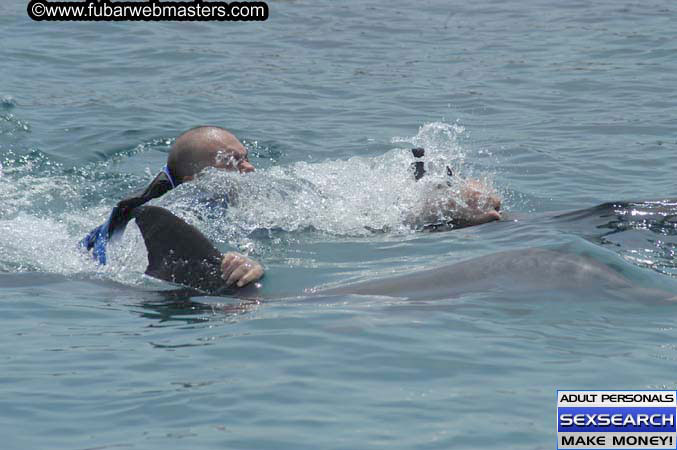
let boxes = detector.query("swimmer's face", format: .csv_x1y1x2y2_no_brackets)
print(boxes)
181,147,255,182
214,147,255,174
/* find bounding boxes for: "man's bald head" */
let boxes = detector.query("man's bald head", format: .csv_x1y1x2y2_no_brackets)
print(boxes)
167,126,254,183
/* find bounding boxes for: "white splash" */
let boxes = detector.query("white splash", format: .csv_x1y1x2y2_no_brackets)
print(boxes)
0,121,499,279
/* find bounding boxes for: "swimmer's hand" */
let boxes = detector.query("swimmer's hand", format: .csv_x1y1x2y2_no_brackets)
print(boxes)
220,252,264,288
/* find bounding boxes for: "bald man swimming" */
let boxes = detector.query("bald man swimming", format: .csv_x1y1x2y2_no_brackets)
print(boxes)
82,126,502,291
81,125,264,289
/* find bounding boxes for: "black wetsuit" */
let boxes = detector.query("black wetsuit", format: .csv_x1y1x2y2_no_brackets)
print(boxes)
80,166,179,264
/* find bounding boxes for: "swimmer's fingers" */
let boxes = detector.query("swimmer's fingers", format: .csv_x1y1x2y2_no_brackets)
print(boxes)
221,252,264,288
221,252,244,283
226,262,250,287
236,263,264,288
226,259,263,288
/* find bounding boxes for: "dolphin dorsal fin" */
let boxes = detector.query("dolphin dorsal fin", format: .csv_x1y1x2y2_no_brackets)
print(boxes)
132,206,224,292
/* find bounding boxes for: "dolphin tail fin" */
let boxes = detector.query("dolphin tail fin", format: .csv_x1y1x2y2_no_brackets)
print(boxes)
132,206,226,293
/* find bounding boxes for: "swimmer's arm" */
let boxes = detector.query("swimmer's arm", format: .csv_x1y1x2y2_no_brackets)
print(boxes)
220,252,264,288
107,172,175,236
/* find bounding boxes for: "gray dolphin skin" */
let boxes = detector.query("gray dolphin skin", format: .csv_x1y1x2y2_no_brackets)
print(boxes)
131,204,676,301
318,248,634,300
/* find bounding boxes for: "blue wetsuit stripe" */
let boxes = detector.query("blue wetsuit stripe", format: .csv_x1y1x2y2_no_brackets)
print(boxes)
162,165,176,189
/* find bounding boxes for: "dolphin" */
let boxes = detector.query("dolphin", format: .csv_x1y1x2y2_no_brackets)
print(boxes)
130,205,676,301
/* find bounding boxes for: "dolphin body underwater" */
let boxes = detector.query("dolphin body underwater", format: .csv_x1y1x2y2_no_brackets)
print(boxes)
131,202,677,302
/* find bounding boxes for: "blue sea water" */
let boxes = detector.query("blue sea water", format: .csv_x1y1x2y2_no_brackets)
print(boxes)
1,0,677,448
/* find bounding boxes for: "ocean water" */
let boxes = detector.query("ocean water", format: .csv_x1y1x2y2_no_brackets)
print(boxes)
2,0,677,448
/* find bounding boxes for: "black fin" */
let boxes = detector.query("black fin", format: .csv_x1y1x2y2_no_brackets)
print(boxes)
132,206,226,293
